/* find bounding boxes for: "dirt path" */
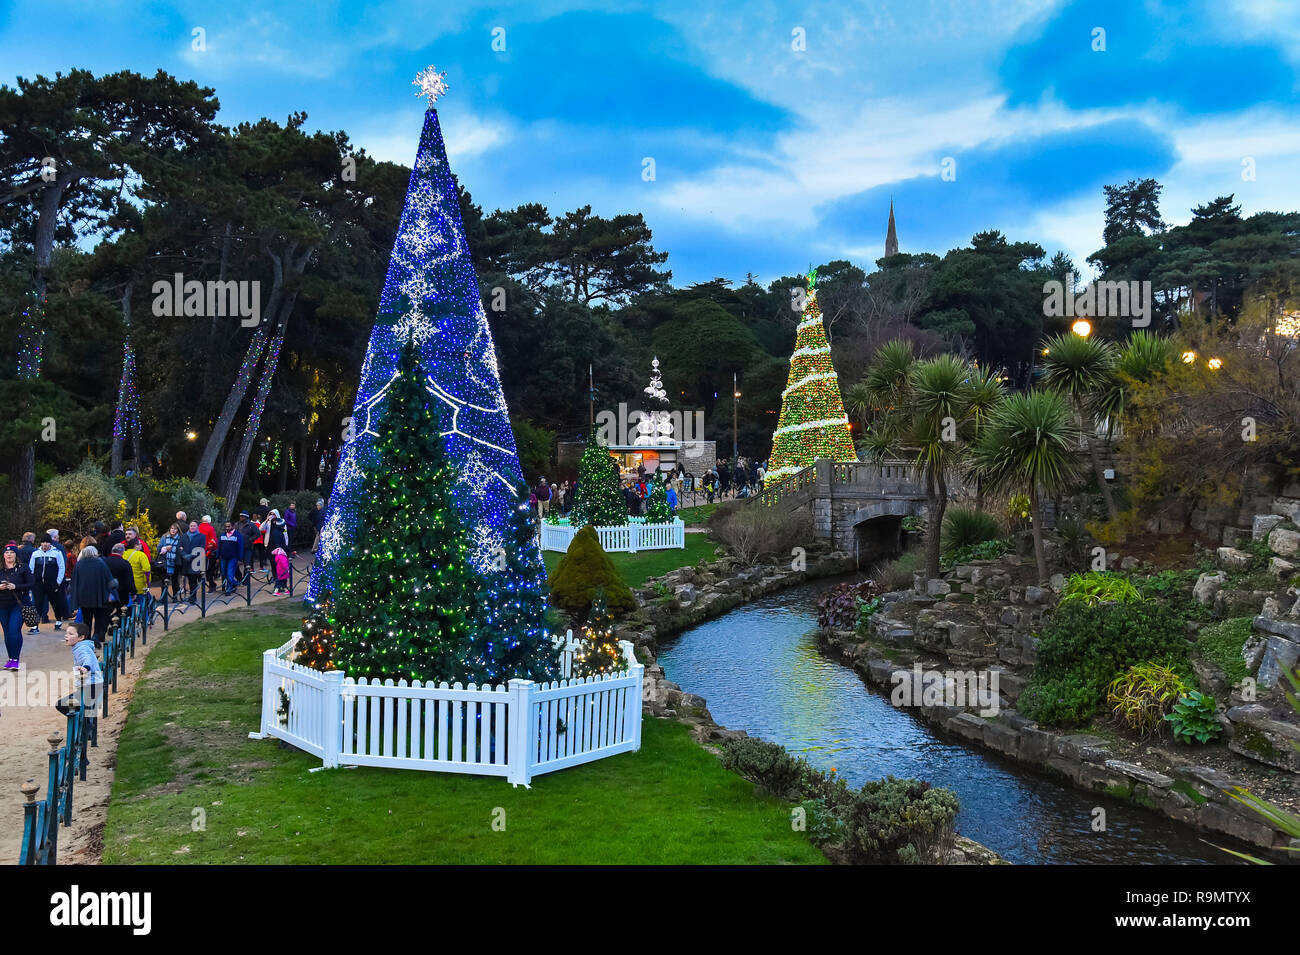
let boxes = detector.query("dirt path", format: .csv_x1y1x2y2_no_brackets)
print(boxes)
0,556,313,866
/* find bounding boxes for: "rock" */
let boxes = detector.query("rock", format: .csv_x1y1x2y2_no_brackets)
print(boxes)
1193,571,1227,605
1048,573,1065,592
1192,658,1229,701
673,583,697,606
945,712,987,743
1103,759,1174,789
1257,633,1300,689
1228,719,1300,773
1222,526,1251,548
1216,547,1252,571
999,607,1019,628
926,578,951,597
1242,634,1267,673
1262,597,1282,619
1285,482,1300,499
1254,514,1285,540
1024,586,1047,605
1225,703,1269,724
1272,498,1300,521
1120,556,1140,571
1254,615,1300,641
1268,526,1300,557
1055,734,1110,763
1269,556,1297,579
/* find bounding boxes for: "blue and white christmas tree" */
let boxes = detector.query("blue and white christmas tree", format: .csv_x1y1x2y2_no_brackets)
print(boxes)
311,68,549,674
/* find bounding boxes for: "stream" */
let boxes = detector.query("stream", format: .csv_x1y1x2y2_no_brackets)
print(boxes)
656,575,1240,865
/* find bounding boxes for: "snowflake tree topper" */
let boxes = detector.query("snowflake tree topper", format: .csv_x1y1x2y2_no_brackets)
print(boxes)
414,66,450,106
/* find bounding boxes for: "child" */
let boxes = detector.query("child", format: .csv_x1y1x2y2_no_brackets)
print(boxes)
57,622,103,716
271,547,290,596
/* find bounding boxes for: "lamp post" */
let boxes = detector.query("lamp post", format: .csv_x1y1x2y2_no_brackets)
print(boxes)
732,372,740,461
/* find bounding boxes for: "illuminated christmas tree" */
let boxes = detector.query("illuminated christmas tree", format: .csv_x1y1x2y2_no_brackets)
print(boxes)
331,338,480,684
764,269,857,485
645,473,672,523
473,480,561,684
572,588,626,678
571,426,627,527
311,66,539,607
296,594,338,671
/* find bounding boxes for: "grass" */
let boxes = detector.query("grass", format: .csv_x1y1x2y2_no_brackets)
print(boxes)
543,532,718,590
1195,616,1253,686
677,503,718,526
102,604,824,864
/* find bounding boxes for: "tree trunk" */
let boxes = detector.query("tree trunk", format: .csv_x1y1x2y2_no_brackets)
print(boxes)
193,245,288,486
297,435,311,491
1030,487,1048,583
278,441,290,493
1079,401,1118,523
924,466,946,580
218,293,295,509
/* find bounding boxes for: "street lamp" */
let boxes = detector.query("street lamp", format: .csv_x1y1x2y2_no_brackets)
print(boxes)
732,372,740,461
1071,319,1092,337
1181,350,1197,364
185,430,197,441
1207,357,1223,371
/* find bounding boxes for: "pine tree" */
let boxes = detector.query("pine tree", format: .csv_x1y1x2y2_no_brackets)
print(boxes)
645,474,672,523
571,426,627,527
473,481,561,684
332,339,481,684
573,588,626,678
297,595,338,671
764,269,858,485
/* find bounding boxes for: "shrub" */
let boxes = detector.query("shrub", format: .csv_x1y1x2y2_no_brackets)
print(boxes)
876,551,922,591
719,737,824,801
837,776,960,865
1107,662,1187,737
113,499,160,556
267,490,322,521
941,538,1009,568
799,798,845,846
710,504,806,565
941,506,1000,555
1166,691,1223,744
549,525,636,615
1059,571,1142,607
158,477,219,523
37,461,119,537
855,597,883,634
1195,616,1253,685
1019,601,1190,727
815,580,879,630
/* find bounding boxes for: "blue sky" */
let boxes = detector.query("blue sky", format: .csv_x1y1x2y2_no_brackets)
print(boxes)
5,0,1299,285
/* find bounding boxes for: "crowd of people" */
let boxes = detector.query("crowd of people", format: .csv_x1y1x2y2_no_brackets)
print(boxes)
528,455,767,520
0,499,326,671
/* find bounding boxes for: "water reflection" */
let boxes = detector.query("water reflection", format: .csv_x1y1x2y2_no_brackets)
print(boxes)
657,578,1240,865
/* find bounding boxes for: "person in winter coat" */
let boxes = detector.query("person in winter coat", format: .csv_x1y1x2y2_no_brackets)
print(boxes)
199,516,219,587
70,545,115,644
0,543,35,669
308,499,325,553
284,502,299,555
262,510,289,556
249,512,268,571
105,543,138,622
218,520,245,594
271,547,291,596
535,478,552,519
158,523,185,598
28,536,67,633
124,525,152,560
17,532,36,573
183,520,208,602
123,538,151,606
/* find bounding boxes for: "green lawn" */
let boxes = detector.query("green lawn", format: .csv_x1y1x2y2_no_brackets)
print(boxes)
677,503,718,526
543,532,718,590
102,604,824,864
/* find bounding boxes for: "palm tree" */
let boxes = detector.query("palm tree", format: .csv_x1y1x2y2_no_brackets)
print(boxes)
972,390,1084,582
1094,331,1176,437
908,355,977,579
1042,333,1120,522
964,365,1008,512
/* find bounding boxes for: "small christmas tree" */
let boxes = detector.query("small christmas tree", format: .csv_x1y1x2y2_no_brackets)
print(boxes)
644,474,672,523
332,338,480,684
571,426,627,528
572,588,626,678
473,481,561,684
297,595,338,671
550,524,637,615
764,269,858,485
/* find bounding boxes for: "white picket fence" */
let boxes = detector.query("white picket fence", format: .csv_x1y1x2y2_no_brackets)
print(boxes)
252,631,644,786
540,518,685,553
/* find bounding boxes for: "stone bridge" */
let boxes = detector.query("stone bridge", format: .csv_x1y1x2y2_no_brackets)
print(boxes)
756,458,934,567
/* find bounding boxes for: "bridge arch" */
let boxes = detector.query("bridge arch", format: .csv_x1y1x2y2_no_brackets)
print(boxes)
844,499,925,568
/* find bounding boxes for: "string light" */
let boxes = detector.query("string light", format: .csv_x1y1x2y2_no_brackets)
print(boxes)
15,292,45,380
764,270,857,485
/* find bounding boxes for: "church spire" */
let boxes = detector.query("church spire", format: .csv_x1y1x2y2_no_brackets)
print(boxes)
885,199,899,258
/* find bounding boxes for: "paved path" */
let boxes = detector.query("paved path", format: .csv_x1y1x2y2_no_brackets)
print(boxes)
0,555,313,866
